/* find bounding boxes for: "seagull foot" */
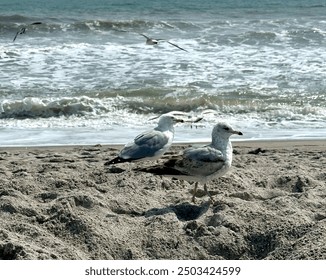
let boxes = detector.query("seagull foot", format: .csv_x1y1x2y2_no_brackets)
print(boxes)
190,182,199,204
204,184,215,204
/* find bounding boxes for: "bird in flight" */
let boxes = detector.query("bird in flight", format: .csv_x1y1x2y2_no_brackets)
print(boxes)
138,33,188,52
13,22,42,42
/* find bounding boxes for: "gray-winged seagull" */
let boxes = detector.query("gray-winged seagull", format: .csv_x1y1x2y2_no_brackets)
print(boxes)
13,22,42,42
139,33,188,52
136,122,243,203
105,113,184,165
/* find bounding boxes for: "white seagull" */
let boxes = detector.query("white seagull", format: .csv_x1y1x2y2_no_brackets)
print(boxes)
13,22,42,42
136,122,243,202
139,33,188,52
105,113,184,165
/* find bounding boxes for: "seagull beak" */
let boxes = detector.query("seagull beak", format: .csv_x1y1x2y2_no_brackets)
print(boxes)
173,118,185,123
233,130,243,136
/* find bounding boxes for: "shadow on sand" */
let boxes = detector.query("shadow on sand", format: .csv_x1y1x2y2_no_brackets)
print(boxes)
144,201,211,221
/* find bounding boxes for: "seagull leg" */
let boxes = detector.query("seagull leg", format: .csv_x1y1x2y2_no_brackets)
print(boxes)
191,182,199,203
204,183,214,203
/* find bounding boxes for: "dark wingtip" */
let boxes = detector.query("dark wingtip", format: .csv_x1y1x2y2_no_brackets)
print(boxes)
13,32,19,42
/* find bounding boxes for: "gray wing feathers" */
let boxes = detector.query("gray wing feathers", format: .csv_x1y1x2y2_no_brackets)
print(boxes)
134,130,168,146
120,130,169,160
173,146,225,176
183,146,224,162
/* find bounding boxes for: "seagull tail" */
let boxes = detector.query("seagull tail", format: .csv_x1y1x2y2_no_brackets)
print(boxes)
104,156,131,165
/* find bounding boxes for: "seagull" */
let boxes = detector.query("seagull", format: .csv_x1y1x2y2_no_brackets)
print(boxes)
136,122,243,203
13,22,42,42
162,111,203,123
139,33,188,52
104,113,184,165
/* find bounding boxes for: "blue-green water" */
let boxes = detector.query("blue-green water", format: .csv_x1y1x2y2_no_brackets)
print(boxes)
0,0,325,146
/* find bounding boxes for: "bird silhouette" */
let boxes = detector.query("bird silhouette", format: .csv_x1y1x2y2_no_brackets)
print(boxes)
13,22,42,42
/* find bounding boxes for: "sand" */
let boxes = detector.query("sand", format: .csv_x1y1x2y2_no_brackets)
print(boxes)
0,140,325,260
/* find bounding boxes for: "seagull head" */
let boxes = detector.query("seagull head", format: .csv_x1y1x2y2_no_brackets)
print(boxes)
149,113,183,132
158,113,184,126
212,122,243,139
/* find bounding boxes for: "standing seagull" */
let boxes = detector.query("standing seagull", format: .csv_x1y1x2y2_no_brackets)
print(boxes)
105,113,183,165
136,122,243,203
139,33,188,52
13,22,42,42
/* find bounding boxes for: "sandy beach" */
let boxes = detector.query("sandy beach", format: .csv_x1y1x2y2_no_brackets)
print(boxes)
0,140,325,260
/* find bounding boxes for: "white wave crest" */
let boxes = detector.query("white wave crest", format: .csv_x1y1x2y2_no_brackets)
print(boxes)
0,96,107,119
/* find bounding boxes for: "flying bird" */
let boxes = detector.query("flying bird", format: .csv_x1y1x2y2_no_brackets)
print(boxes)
13,22,42,42
136,122,243,203
104,113,184,165
138,33,188,52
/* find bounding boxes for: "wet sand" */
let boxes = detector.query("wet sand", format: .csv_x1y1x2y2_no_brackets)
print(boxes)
0,140,325,259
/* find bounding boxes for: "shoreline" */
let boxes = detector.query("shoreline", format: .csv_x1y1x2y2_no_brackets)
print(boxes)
1,138,325,151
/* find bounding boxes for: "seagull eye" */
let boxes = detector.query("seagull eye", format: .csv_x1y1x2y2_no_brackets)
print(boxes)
223,126,230,131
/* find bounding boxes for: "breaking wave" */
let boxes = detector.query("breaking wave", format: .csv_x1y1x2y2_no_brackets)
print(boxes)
1,92,325,127
0,96,108,119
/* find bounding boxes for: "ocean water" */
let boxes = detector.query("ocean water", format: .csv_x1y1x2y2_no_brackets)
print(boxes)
1,0,326,146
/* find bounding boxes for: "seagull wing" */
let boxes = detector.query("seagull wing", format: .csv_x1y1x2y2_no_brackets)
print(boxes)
139,33,150,40
166,41,188,52
119,130,170,160
134,130,169,147
189,116,203,123
183,146,224,162
171,146,225,176
136,146,224,177
13,23,40,42
13,31,20,42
